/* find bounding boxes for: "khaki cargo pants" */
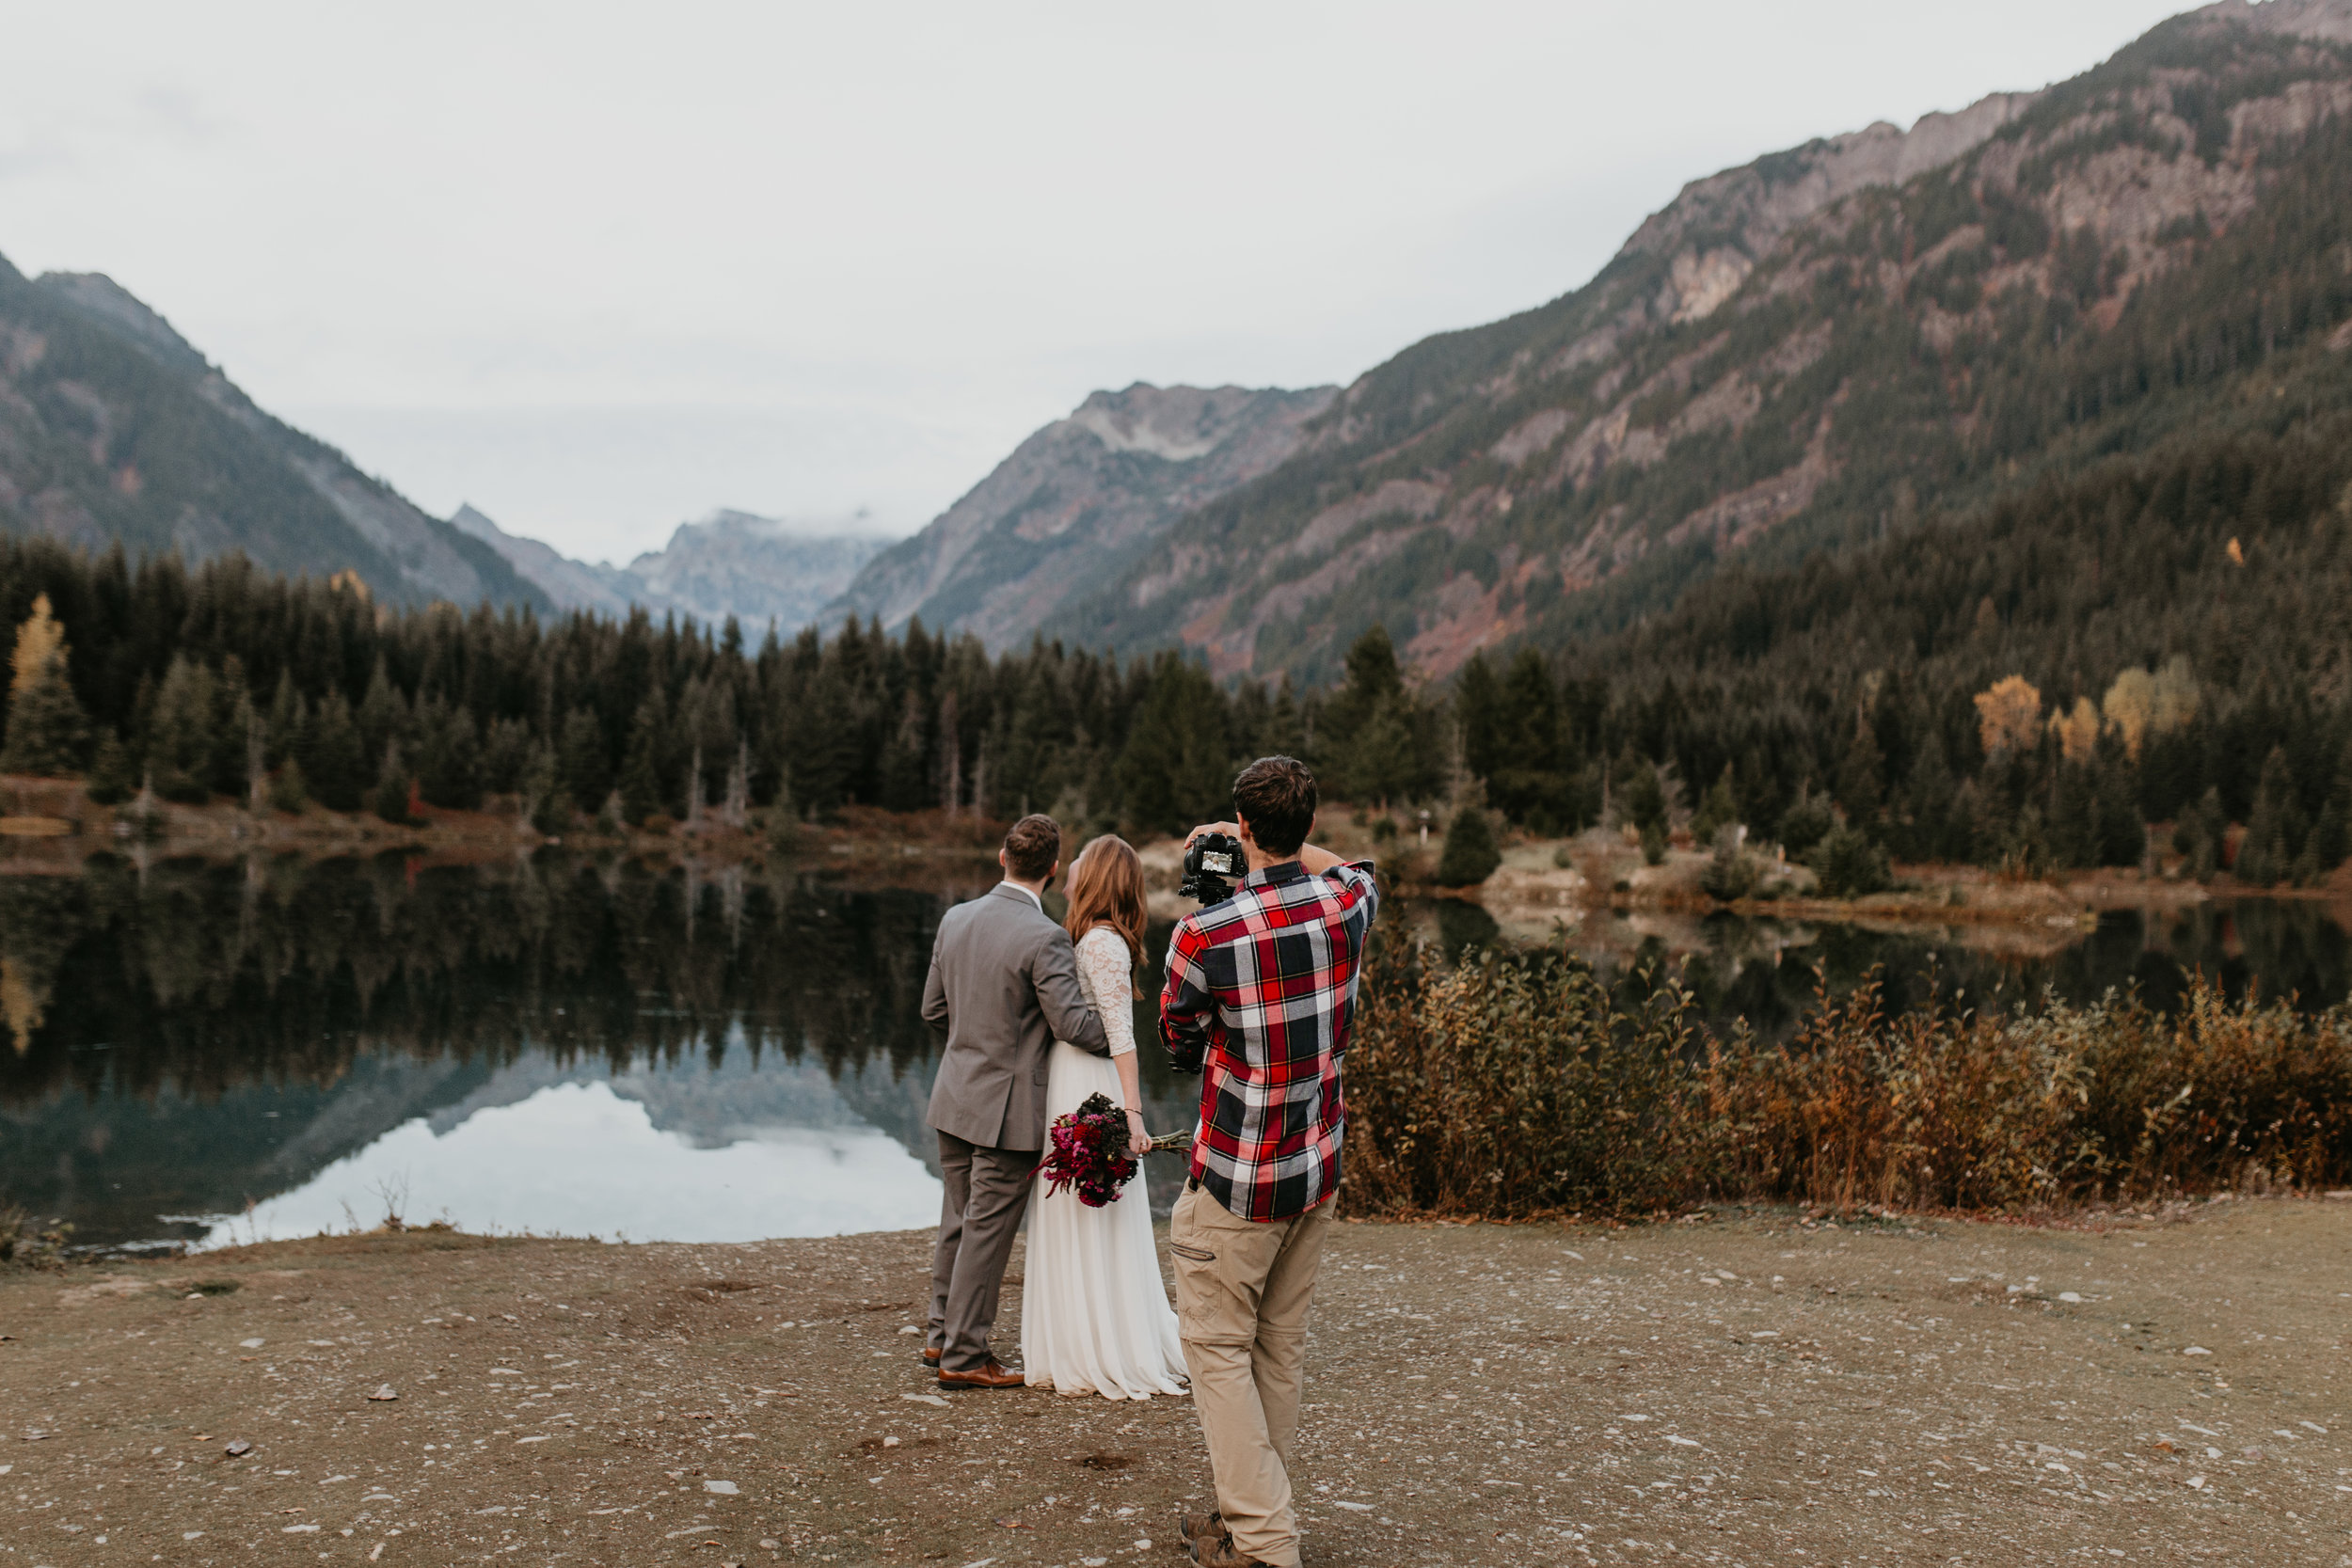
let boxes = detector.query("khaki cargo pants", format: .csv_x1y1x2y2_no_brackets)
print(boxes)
1168,1181,1335,1568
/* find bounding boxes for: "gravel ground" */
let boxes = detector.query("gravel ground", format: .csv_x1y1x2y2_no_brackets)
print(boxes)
3,1200,2349,1566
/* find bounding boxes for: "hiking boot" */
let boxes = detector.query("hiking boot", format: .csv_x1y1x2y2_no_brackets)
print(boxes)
1187,1531,1272,1568
1174,1508,1224,1556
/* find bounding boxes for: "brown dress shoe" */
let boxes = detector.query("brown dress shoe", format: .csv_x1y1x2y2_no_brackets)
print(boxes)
920,1346,941,1368
936,1357,1025,1390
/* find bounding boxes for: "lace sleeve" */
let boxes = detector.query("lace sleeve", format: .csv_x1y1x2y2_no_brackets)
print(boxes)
1077,927,1138,1057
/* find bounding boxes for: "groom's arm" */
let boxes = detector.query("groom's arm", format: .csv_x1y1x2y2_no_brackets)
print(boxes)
1034,927,1112,1057
920,924,950,1036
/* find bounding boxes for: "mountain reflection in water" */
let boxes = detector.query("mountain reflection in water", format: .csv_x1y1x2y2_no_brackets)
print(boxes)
1,853,2345,1250
0,852,1202,1250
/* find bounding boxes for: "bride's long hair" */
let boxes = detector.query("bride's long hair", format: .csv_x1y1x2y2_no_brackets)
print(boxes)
1063,833,1148,975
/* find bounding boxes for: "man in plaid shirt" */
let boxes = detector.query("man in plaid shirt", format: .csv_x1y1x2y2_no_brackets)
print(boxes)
1160,755,1377,1568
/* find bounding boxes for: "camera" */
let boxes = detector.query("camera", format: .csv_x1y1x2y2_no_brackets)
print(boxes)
1180,832,1248,904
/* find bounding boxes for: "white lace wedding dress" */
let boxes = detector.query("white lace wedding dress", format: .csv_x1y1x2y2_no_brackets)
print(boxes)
1021,925,1189,1399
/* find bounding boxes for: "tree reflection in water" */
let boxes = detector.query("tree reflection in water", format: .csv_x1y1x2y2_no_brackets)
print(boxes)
2,851,2344,1248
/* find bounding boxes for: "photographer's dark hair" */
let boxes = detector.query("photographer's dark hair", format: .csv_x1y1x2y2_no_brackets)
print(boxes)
1002,814,1062,882
1232,755,1316,858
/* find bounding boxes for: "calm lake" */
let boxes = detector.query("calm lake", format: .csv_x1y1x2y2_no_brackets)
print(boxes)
3,852,2345,1253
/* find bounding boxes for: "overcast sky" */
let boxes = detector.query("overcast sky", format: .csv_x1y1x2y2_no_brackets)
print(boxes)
1,1,2195,563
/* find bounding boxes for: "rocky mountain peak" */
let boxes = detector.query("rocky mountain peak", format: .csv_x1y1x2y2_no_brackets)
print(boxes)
821,381,1335,650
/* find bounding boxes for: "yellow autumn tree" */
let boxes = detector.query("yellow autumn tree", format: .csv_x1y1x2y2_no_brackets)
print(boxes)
10,594,65,692
1973,675,2042,758
2049,696,2101,764
2150,654,2199,734
0,594,90,777
2103,656,2200,759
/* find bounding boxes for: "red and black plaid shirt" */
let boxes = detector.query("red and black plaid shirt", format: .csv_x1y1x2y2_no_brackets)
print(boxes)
1158,858,1379,1221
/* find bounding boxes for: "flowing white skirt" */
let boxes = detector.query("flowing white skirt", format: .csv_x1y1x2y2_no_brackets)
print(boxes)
1020,1040,1189,1399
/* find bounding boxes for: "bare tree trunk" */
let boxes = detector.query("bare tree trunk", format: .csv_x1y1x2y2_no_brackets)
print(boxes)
939,691,961,816
246,717,267,814
723,737,749,831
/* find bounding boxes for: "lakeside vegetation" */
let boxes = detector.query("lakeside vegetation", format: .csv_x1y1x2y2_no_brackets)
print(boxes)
1345,934,2352,1220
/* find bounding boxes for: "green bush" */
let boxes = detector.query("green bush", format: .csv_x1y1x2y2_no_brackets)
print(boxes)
1810,825,1892,897
1698,837,1763,901
1435,805,1502,886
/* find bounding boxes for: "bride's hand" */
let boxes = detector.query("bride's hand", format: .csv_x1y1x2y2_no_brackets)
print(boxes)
1125,1108,1150,1149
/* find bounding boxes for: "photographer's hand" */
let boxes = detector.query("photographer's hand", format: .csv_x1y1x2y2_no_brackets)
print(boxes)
1184,821,1242,847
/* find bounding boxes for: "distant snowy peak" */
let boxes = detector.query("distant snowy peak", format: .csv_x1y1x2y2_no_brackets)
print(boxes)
452,504,889,632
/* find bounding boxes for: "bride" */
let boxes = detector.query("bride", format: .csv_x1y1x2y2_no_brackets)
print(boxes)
1021,833,1188,1400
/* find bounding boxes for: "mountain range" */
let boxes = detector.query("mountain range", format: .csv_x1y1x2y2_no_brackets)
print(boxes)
2,0,2347,675
1028,0,2352,683
451,503,887,632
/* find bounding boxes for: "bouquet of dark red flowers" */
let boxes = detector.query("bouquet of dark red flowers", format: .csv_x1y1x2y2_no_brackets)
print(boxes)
1039,1093,1139,1207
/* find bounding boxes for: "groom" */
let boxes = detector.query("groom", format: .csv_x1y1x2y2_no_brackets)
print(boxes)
919,813,1111,1388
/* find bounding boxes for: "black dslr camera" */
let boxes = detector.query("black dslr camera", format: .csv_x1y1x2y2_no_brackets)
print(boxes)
1180,832,1248,904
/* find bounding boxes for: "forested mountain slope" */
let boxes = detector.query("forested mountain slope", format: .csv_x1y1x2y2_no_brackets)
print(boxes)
824,382,1334,651
1050,0,2352,685
0,261,546,610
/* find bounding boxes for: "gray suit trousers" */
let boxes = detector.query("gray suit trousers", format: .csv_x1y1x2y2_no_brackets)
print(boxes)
928,1130,1034,1372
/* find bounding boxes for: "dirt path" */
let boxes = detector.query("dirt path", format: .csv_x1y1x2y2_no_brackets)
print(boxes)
3,1201,2348,1566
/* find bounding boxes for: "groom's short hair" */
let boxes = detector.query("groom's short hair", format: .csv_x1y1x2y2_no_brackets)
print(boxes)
1232,755,1316,857
1002,814,1062,881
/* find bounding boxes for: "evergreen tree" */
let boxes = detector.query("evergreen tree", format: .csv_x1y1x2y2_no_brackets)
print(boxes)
270,756,310,815
520,743,567,834
1113,655,1234,836
558,707,610,809
300,691,369,813
205,659,256,798
372,741,416,824
1436,803,1502,887
617,696,668,825
84,728,135,805
264,669,301,768
357,657,407,766
146,655,216,802
415,697,483,811
1690,765,1741,846
1778,786,1835,859
1811,825,1892,897
2236,748,2305,887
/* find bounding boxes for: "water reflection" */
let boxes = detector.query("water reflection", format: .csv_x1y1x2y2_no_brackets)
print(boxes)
1417,895,2352,1040
1,852,2344,1250
0,852,1200,1249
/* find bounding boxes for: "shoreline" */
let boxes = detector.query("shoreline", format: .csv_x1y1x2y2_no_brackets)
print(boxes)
8,777,2345,941
2,1201,2339,1563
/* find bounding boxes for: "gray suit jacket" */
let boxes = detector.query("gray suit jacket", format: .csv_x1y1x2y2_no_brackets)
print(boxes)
922,884,1112,1152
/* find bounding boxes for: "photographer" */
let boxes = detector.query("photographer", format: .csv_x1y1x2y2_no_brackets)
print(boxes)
1159,755,1377,1568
